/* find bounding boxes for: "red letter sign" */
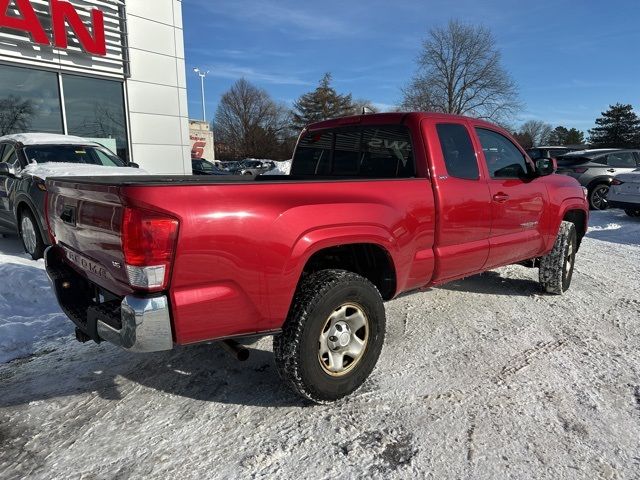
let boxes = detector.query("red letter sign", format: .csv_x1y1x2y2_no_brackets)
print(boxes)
51,0,106,56
0,0,49,45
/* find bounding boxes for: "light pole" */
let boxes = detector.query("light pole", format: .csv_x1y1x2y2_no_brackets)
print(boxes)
193,67,209,122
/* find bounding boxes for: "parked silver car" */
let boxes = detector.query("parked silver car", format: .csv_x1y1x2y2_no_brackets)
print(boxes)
608,169,640,217
556,149,640,210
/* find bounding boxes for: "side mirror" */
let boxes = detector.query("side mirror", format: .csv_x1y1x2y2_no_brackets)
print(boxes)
0,163,16,178
128,162,140,169
535,157,556,177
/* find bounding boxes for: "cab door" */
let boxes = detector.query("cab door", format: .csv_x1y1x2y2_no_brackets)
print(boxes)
473,127,549,268
423,119,492,282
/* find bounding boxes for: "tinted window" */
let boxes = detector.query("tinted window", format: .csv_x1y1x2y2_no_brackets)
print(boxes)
361,127,414,177
291,126,415,178
62,75,129,162
476,128,529,179
527,149,543,160
436,124,479,180
549,149,569,158
333,130,361,175
291,131,333,175
0,64,63,135
23,145,125,167
606,152,636,168
0,145,21,171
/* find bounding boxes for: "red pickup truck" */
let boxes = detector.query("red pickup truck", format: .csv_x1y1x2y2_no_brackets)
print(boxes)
45,113,589,403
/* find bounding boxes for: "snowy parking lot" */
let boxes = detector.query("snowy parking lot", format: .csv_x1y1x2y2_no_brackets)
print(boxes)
1,210,639,479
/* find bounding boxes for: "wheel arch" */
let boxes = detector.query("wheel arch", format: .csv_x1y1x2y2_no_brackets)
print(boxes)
14,195,48,244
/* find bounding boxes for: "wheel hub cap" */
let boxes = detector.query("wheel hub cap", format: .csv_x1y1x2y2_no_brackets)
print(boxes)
318,303,369,377
21,216,37,254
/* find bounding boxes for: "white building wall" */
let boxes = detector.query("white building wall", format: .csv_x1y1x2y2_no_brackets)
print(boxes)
125,0,191,174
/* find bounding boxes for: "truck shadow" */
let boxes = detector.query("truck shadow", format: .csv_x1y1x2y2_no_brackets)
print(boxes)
438,270,541,297
0,341,305,409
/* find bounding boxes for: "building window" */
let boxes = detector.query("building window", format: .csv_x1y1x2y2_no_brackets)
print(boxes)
0,64,63,136
62,74,129,161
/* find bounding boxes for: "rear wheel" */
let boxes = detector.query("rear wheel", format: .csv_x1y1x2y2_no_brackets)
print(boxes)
273,269,385,403
588,184,609,210
19,209,45,260
624,208,640,218
539,221,577,295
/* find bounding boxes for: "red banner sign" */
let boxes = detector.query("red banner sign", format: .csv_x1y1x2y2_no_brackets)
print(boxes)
0,0,107,56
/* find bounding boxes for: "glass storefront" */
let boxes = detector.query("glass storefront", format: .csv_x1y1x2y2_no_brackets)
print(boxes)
0,63,129,161
0,64,63,135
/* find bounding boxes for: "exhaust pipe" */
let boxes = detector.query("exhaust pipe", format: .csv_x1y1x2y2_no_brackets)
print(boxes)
220,339,250,361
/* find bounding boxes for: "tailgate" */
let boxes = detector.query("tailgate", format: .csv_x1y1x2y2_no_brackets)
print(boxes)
47,178,132,296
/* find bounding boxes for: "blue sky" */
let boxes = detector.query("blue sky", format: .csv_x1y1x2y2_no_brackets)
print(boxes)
183,0,639,133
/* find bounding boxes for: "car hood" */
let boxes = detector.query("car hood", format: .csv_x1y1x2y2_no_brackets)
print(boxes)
22,162,150,180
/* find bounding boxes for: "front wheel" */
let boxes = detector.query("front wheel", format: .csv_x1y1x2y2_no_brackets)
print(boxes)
539,221,577,295
273,269,386,403
624,208,640,218
19,209,45,260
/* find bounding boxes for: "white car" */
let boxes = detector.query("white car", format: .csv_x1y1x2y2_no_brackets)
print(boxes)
608,169,640,217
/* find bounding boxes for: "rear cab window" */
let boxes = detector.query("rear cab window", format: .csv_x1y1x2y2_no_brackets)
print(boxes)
291,125,415,178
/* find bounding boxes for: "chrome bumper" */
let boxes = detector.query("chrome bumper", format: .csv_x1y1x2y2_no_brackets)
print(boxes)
96,296,174,353
45,246,174,353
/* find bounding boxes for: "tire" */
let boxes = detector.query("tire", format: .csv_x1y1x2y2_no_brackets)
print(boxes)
624,208,640,218
588,184,609,210
273,269,386,403
539,221,577,295
242,171,253,176
19,209,45,260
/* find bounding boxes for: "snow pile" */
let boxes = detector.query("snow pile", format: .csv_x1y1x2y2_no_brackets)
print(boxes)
264,160,292,175
23,162,149,180
0,239,71,363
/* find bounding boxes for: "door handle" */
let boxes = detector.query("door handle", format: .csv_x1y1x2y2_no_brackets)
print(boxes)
492,193,510,203
607,169,616,173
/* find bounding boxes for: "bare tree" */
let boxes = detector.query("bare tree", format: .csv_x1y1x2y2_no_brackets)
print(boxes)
401,20,521,124
214,79,292,159
0,96,34,135
517,120,553,147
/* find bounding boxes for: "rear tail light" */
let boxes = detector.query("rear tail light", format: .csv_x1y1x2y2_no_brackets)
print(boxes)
121,207,179,292
611,179,624,185
572,167,588,174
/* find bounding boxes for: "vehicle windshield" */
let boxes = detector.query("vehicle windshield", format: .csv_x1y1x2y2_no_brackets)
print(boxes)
24,145,126,167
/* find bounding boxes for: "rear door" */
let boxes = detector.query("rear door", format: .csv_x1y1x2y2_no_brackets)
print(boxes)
423,119,491,282
473,127,549,268
604,151,639,176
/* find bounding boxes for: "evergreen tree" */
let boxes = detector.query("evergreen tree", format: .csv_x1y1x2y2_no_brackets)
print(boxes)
589,103,640,148
548,126,569,145
548,126,585,146
564,128,585,145
292,73,354,129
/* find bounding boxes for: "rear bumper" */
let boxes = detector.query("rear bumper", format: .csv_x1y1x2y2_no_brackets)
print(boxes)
45,247,174,353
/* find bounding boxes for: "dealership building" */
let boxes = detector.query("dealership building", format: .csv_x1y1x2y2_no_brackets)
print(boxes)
0,0,191,174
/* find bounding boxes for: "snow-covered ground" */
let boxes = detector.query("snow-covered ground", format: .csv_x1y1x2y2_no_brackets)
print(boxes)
1,210,639,479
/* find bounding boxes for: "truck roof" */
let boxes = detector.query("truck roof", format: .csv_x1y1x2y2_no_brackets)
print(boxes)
306,112,499,131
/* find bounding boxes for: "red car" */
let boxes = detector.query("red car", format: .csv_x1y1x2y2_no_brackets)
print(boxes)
45,113,589,403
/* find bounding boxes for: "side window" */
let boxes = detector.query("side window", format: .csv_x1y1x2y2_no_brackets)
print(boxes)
360,126,414,178
1,145,21,171
476,128,530,179
607,152,636,168
549,149,568,158
436,124,479,180
291,131,333,175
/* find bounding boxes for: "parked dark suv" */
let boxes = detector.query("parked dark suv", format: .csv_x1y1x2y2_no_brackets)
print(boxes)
0,133,144,260
526,146,582,161
556,149,640,210
191,158,231,175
